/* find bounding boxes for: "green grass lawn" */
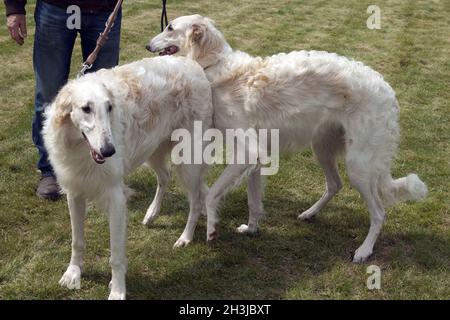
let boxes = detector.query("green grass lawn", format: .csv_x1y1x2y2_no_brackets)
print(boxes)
0,0,449,299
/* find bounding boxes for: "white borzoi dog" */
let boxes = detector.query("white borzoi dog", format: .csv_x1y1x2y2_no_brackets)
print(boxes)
146,14,428,262
43,56,213,299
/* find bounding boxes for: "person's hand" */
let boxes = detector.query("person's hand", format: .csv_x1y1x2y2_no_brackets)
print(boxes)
7,14,27,45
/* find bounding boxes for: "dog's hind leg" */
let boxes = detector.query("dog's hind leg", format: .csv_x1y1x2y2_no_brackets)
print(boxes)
59,193,86,290
206,164,257,243
345,154,386,263
298,122,344,221
237,167,265,234
173,163,207,248
142,143,171,226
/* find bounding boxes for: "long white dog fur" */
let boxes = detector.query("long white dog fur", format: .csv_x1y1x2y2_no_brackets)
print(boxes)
43,56,213,299
147,14,428,263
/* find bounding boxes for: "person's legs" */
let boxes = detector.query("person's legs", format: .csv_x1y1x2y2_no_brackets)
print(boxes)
79,9,121,72
33,0,77,199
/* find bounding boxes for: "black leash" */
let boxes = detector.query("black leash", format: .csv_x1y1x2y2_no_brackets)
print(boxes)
161,0,168,31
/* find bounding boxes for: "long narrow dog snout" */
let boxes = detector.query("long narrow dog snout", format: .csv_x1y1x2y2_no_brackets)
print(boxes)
100,143,116,158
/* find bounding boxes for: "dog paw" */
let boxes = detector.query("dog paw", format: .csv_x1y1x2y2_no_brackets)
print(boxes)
206,222,219,244
297,209,317,221
173,237,191,248
352,247,373,263
59,265,81,290
207,230,218,243
142,213,157,227
142,205,160,227
108,290,126,300
236,224,257,234
108,279,126,300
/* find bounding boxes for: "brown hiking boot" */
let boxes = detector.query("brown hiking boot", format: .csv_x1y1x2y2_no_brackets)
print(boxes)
36,176,62,201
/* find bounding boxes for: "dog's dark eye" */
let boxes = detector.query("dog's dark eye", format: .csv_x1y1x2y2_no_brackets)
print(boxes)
82,105,91,114
167,24,173,31
108,104,113,112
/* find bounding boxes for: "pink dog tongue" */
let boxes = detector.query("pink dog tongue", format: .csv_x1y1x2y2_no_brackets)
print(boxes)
159,46,178,56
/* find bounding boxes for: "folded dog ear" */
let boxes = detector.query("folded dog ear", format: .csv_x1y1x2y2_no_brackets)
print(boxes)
53,83,74,125
185,19,225,68
190,23,206,43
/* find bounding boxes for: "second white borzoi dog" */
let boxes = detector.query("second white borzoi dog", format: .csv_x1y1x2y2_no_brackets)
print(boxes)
146,14,428,262
43,56,213,299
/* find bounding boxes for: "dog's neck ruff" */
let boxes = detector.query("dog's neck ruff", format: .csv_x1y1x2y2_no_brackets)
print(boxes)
202,43,233,70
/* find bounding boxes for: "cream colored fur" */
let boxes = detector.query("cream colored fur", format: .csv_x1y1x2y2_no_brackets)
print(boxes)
147,14,428,263
43,56,213,299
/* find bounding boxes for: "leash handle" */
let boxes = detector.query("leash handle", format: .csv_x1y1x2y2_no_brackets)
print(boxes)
78,0,124,77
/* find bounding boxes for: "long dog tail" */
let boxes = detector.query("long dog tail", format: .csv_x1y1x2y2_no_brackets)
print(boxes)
372,97,428,208
379,173,428,208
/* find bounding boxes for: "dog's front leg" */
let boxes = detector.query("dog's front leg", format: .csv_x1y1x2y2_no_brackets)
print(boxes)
173,164,205,248
59,193,86,290
143,144,171,226
107,185,127,300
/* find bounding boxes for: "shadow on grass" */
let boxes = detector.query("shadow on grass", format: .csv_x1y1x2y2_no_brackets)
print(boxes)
104,178,450,299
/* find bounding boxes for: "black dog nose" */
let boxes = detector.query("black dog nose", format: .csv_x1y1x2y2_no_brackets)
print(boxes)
100,144,116,158
145,44,152,52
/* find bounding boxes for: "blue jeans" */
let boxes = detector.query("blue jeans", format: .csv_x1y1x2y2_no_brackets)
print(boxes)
33,0,121,177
